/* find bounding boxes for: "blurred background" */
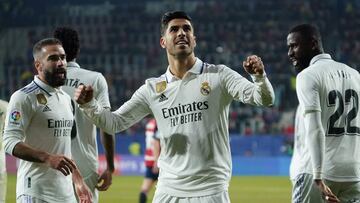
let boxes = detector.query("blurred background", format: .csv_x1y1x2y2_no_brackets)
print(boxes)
1,0,359,202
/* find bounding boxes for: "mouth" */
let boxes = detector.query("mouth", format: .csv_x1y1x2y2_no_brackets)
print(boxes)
175,40,188,46
55,71,66,79
290,58,298,66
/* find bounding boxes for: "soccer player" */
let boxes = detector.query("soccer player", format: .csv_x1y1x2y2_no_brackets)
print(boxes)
0,99,8,203
54,27,115,203
287,23,360,202
75,11,275,203
3,38,91,203
139,117,160,203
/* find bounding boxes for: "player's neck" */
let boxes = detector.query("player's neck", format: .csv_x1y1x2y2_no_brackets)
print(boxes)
168,54,196,79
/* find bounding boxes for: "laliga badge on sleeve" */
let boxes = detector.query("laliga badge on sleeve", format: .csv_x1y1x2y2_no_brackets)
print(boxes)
200,81,211,96
36,93,47,105
156,81,167,93
9,110,21,125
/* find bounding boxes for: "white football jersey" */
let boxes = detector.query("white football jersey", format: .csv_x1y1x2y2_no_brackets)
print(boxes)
0,99,8,191
3,76,75,202
62,62,111,179
80,58,275,197
296,54,360,181
0,100,8,163
289,105,312,180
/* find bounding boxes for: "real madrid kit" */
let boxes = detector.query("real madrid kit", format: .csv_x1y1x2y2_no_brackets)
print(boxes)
296,54,360,202
62,61,112,202
80,58,275,198
0,100,8,203
3,76,76,203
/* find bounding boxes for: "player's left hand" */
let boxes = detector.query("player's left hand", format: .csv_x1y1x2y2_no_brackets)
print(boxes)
73,169,93,203
314,179,340,203
243,55,264,76
96,168,113,191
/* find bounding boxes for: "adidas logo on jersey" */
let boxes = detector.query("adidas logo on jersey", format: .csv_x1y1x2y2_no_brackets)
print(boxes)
159,94,168,102
43,105,52,112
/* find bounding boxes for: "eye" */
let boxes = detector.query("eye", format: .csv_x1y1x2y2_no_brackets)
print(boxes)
169,26,178,32
183,25,191,32
48,55,60,61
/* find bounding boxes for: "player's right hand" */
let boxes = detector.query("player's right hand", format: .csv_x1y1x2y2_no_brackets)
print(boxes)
74,85,94,105
45,154,77,176
314,179,340,203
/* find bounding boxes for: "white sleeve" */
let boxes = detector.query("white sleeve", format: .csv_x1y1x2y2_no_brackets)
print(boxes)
219,66,275,106
93,73,111,109
304,111,325,180
3,92,33,155
296,72,324,180
80,84,152,134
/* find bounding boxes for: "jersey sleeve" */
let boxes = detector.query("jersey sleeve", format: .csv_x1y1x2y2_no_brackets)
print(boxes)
93,73,111,109
296,72,321,113
219,66,275,106
80,84,152,134
3,92,34,155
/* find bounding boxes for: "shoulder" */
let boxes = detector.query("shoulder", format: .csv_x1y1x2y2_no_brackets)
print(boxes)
202,62,228,73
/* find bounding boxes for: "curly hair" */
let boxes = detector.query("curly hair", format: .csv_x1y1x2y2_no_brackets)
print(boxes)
53,27,80,61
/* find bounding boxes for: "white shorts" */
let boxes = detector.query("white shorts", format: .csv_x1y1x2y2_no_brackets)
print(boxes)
152,190,230,203
16,195,49,203
325,179,360,203
291,173,323,203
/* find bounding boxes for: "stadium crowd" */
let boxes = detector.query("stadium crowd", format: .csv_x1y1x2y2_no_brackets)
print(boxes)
0,0,359,136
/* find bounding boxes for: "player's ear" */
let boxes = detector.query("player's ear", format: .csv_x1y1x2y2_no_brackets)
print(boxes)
160,37,166,48
310,37,318,51
34,60,42,72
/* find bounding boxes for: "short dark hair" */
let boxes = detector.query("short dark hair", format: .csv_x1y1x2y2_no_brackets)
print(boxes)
289,24,322,42
33,38,62,60
161,11,192,36
53,27,80,61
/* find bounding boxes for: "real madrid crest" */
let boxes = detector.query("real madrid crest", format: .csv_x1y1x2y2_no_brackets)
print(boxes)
200,81,211,96
156,81,167,93
36,93,47,105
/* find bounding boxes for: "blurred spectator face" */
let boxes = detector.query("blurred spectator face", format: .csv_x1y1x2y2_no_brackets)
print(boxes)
160,18,196,59
287,32,313,73
34,44,67,87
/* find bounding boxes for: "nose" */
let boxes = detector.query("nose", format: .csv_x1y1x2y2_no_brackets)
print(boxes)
288,48,293,57
57,58,66,67
177,28,185,37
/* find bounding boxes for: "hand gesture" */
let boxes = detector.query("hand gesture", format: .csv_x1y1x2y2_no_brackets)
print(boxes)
243,55,264,76
44,154,77,176
96,168,113,191
73,168,93,203
74,85,94,105
314,179,340,203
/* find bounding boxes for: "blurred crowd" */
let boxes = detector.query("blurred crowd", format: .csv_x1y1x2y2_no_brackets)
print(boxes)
0,0,359,136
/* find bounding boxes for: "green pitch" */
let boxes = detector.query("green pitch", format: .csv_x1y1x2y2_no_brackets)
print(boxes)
6,175,291,202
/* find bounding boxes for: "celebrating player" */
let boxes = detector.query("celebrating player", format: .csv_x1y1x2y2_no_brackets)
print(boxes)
3,38,92,203
75,11,274,203
288,23,360,203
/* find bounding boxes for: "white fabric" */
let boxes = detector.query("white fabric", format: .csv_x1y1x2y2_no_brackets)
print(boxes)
80,58,275,197
0,100,8,203
62,61,112,202
296,53,360,181
289,105,312,181
3,76,75,202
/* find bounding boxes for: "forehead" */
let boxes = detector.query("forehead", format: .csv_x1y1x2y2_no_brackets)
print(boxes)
287,32,302,44
41,44,65,56
167,18,192,28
